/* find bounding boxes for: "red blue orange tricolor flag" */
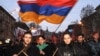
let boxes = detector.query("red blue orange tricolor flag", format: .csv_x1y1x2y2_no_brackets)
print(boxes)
18,0,77,24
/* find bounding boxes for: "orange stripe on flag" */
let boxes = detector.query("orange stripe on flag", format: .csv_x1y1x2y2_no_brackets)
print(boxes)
39,14,65,24
46,14,65,24
19,12,65,24
19,12,41,24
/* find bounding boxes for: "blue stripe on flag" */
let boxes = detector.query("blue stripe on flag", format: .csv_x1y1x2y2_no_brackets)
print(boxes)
19,4,72,16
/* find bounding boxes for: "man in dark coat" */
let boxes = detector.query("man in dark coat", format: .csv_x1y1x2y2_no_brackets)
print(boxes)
74,34,92,56
88,31,100,56
11,31,40,56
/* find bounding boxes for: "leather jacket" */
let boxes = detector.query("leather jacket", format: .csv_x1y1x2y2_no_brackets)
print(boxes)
56,42,76,56
88,39,100,56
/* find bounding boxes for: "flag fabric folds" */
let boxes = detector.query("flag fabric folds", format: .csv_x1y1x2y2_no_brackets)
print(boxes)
18,0,77,24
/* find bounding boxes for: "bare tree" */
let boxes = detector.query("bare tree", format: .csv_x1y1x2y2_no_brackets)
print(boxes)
80,4,94,18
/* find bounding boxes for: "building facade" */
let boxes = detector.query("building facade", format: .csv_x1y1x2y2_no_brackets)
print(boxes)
0,6,16,43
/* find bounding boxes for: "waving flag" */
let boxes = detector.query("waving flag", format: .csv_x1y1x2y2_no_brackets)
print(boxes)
18,0,77,24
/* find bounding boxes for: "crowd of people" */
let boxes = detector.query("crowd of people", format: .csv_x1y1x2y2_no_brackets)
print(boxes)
0,31,100,56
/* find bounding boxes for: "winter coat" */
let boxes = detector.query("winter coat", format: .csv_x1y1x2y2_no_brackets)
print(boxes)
88,39,100,56
11,43,40,56
56,42,77,56
74,42,92,56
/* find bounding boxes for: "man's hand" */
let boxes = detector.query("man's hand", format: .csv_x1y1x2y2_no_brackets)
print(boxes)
40,50,45,55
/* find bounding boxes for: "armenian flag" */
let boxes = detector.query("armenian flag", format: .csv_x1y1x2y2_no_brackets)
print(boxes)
18,0,77,24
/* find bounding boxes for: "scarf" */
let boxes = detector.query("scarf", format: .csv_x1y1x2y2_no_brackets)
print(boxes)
37,43,48,50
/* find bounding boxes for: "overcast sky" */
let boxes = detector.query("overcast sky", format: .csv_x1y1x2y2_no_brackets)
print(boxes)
0,0,100,32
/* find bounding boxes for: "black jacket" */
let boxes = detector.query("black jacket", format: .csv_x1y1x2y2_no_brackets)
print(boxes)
88,39,100,56
56,42,76,56
74,42,92,56
11,43,40,56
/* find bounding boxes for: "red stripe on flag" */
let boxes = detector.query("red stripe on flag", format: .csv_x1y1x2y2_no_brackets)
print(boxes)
18,0,77,7
37,0,77,7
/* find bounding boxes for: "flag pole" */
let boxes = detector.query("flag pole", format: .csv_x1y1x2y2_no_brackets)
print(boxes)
51,17,67,56
54,17,67,33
